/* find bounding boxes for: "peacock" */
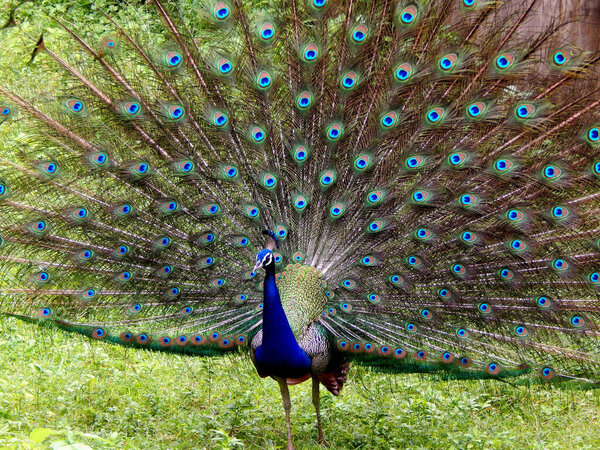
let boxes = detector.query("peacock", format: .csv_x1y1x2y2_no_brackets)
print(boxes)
0,0,599,447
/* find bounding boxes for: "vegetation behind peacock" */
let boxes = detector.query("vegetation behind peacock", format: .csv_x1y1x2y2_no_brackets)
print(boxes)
0,0,599,447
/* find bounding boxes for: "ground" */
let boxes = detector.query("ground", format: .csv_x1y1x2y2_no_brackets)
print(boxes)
1,317,599,449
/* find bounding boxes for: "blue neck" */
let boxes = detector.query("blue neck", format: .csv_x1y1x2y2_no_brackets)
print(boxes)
256,263,311,376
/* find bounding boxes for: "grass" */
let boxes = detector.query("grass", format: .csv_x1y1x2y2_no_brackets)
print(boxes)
0,318,599,449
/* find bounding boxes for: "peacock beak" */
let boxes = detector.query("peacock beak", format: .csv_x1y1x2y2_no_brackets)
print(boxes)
252,261,262,276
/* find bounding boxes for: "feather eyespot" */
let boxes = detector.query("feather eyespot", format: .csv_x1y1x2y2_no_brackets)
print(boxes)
295,91,312,110
234,236,249,247
359,254,379,266
366,190,385,206
156,236,172,248
260,172,278,190
411,189,431,204
448,152,468,168
540,367,555,380
541,164,563,182
570,315,584,328
244,205,261,219
494,52,514,70
191,335,205,346
292,251,305,263
340,302,352,312
301,43,320,62
388,274,404,286
441,352,454,363
451,263,466,276
414,350,428,361
197,256,215,269
80,288,97,300
366,219,386,233
414,227,433,242
211,111,228,127
394,62,413,83
214,2,231,20
438,53,457,71
293,194,308,212
259,22,275,41
292,144,310,163
164,51,183,68
487,363,501,375
536,295,552,309
399,5,418,24
459,356,472,367
350,24,368,43
136,333,150,345
341,279,356,289
165,105,185,121
456,328,468,338
34,271,51,284
117,271,132,282
586,126,599,145
216,58,233,75
466,102,486,119
426,107,445,124
353,154,373,172
552,50,569,67
325,123,344,142
78,249,94,261
234,294,247,304
329,202,346,219
255,70,272,89
114,245,130,257
478,303,492,315
438,288,452,299
318,170,336,188
367,293,381,303
122,102,141,119
250,126,266,143
92,328,107,340
37,307,53,318
394,348,406,359
514,325,528,337
275,225,288,240
515,103,535,119
587,272,600,285
63,98,87,115
509,238,527,253
340,71,359,90
380,111,399,129
498,268,514,280
157,265,173,277
405,155,425,169
405,255,422,268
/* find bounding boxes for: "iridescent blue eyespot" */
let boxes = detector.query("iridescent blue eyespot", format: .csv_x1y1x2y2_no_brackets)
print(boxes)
570,315,584,328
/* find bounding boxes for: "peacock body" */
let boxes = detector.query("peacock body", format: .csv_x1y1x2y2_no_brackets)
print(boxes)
0,0,599,447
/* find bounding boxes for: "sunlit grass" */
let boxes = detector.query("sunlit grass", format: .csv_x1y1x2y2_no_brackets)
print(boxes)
1,317,599,449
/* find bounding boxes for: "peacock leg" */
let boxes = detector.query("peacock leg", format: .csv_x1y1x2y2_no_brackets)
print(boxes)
312,375,327,445
276,377,295,450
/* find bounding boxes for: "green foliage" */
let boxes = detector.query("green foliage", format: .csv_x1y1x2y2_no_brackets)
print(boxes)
1,318,600,449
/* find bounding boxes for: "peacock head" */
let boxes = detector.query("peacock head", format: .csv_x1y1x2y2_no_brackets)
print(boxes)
253,248,274,274
252,230,280,274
